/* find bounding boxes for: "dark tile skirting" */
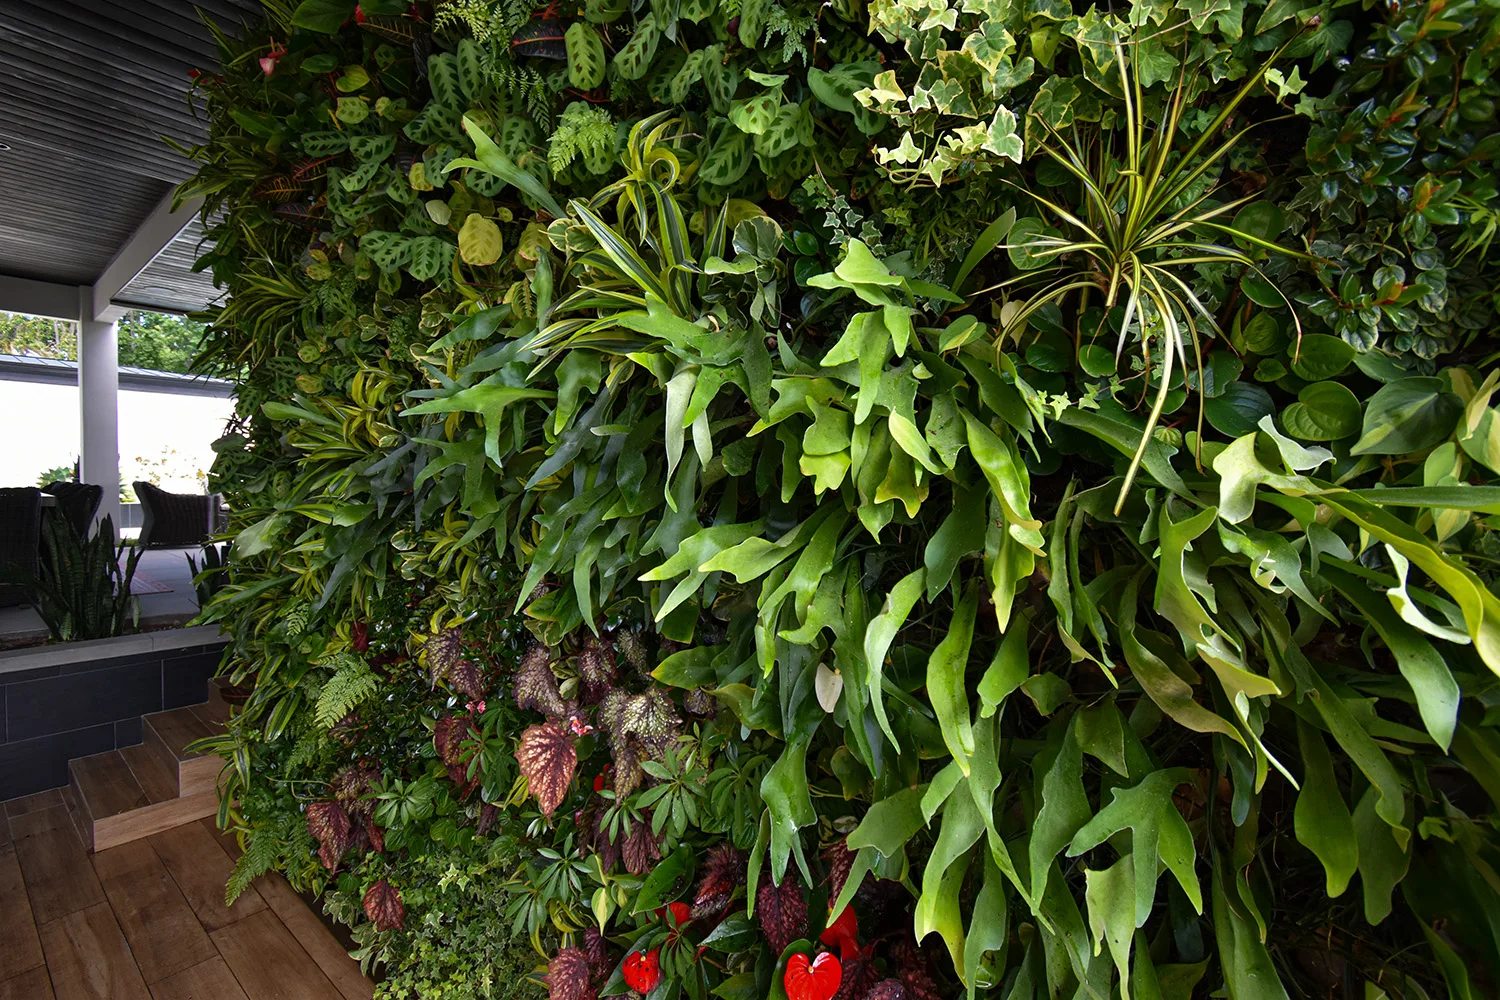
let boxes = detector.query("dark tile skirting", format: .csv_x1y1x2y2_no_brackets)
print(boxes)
0,625,227,799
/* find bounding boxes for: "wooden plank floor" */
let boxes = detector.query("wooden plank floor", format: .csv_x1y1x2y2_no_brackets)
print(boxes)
0,801,374,1000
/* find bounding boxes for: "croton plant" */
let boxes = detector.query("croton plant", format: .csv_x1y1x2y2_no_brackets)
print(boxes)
181,0,1500,997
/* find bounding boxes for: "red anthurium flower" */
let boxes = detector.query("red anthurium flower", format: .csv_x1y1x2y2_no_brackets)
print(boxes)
819,906,858,959
622,949,661,994
355,4,367,22
593,764,612,793
259,56,278,75
784,952,841,1000
655,901,690,927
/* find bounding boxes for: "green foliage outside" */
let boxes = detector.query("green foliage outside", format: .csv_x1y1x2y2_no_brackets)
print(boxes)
0,309,205,374
181,0,1500,999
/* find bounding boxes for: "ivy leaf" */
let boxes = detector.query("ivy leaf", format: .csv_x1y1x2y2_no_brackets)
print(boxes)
980,106,1023,162
1067,767,1203,925
363,879,405,931
516,721,578,815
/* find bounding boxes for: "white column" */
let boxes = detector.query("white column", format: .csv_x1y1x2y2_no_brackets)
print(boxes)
78,287,121,536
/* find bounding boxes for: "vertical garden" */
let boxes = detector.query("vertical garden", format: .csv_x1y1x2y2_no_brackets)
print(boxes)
182,0,1500,996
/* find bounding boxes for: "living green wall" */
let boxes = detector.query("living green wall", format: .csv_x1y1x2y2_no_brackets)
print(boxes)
183,0,1500,997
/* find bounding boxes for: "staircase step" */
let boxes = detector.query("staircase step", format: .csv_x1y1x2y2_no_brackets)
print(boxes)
120,740,179,804
70,749,218,853
201,679,234,724
144,705,221,798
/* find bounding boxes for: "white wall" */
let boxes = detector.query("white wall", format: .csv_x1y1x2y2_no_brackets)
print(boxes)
0,377,234,493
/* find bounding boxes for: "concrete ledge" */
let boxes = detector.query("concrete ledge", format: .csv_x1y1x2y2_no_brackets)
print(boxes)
0,624,226,677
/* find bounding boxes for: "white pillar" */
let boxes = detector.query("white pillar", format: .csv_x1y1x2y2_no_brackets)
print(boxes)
78,287,121,536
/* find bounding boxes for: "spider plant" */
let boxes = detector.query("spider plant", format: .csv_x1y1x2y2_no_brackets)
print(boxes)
995,31,1321,512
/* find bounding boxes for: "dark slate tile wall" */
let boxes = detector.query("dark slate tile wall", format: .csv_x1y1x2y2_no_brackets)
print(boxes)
0,640,225,800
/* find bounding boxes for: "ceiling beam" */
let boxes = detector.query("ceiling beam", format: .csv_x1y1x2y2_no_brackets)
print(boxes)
91,190,203,322
0,273,80,321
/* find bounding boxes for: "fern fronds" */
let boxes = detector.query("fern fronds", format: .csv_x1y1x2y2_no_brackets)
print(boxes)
548,102,615,174
227,828,281,904
313,653,378,728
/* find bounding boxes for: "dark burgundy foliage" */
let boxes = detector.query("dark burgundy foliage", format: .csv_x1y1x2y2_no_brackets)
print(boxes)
365,816,385,854
888,938,942,1000
426,627,464,685
449,658,485,700
363,879,405,931
477,802,500,836
861,981,907,1000
823,839,856,900
692,844,745,918
756,874,808,957
622,816,662,875
683,686,715,717
514,644,567,718
583,927,610,978
517,721,578,815
577,634,618,704
307,800,351,871
350,620,369,653
547,946,597,1000
833,958,878,1000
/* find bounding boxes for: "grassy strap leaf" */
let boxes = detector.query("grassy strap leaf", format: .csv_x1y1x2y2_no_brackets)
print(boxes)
847,786,926,858
927,581,978,774
827,845,876,923
1029,715,1090,908
1321,562,1459,750
915,788,980,972
1292,720,1358,898
1068,767,1202,925
862,568,925,750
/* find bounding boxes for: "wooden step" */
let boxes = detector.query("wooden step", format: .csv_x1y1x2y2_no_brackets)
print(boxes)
143,705,223,799
69,751,217,853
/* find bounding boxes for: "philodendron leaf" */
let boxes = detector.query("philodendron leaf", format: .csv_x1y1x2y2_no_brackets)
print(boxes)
1351,377,1462,455
1067,767,1202,925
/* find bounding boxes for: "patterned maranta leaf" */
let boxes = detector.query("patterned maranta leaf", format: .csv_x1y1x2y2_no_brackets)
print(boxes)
700,130,754,187
584,0,629,22
428,52,463,112
456,38,487,101
669,50,705,105
516,721,578,815
614,19,659,82
349,134,395,162
754,102,813,159
458,214,504,266
406,236,455,282
300,130,349,156
739,0,768,47
565,23,606,90
360,231,411,272
730,92,781,135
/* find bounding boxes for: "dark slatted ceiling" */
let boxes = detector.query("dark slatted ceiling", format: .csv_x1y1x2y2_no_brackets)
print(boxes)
115,217,223,316
0,0,261,306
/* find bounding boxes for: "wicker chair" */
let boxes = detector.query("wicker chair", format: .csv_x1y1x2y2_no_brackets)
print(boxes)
135,482,226,548
42,481,103,541
0,487,43,607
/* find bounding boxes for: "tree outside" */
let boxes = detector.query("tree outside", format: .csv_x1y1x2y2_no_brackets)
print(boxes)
0,309,205,374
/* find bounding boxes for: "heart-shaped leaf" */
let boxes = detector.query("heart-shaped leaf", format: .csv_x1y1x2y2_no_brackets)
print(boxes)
516,721,578,815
